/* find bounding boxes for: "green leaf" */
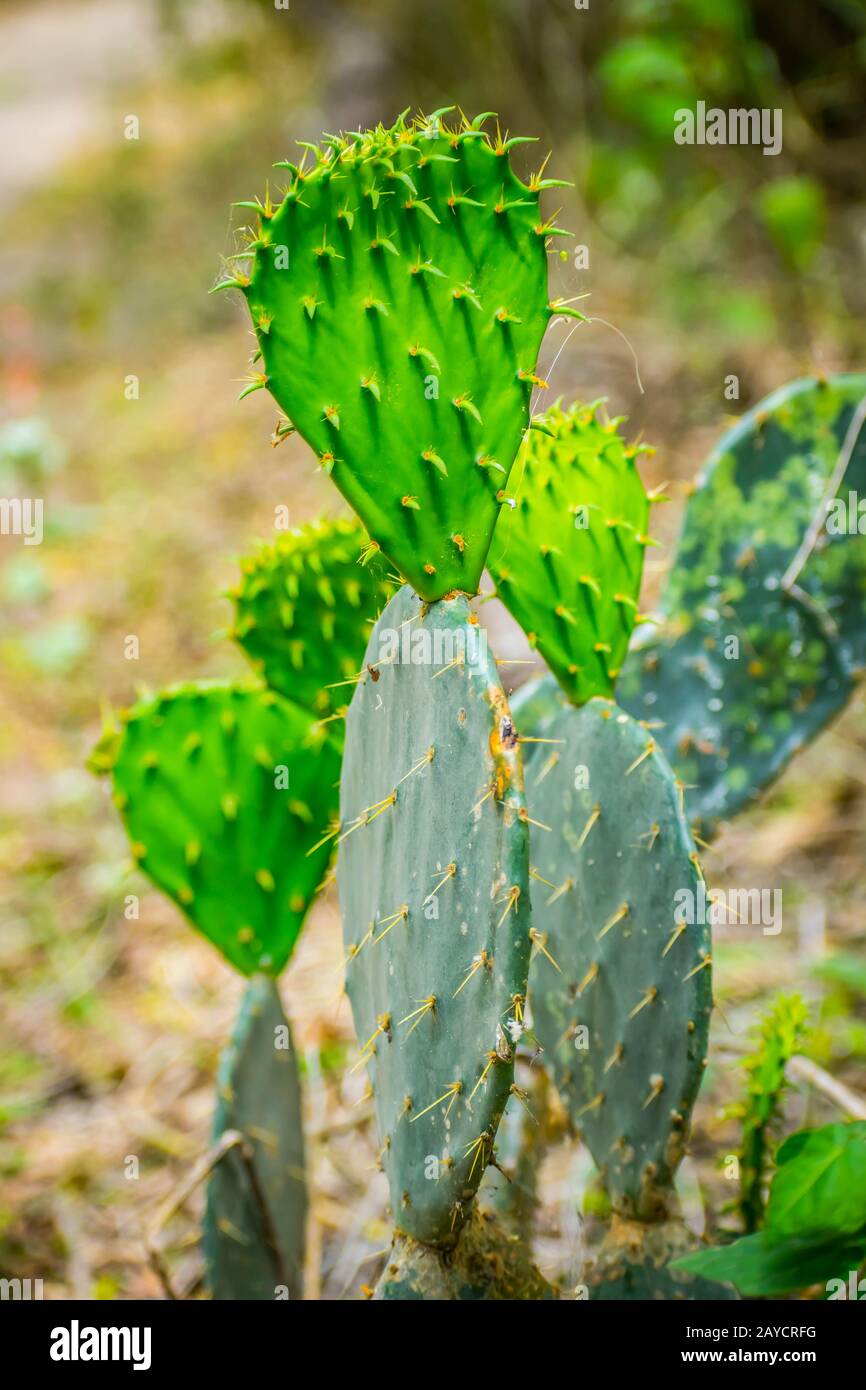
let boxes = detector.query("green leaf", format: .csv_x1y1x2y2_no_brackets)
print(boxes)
673,1229,866,1298
767,1122,866,1243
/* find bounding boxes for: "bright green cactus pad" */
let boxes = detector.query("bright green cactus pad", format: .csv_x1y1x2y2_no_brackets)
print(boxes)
230,516,394,720
204,975,306,1300
619,374,866,833
228,109,565,601
514,687,711,1218
337,584,532,1246
94,683,341,976
490,400,652,704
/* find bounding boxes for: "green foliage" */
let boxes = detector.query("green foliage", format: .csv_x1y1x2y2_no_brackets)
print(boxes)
227,109,562,600
675,1122,866,1296
230,515,394,721
768,1123,866,1242
91,682,340,976
735,992,810,1233
490,401,652,705
757,177,826,272
672,1228,866,1298
337,585,532,1247
618,374,866,835
514,685,710,1219
204,976,306,1300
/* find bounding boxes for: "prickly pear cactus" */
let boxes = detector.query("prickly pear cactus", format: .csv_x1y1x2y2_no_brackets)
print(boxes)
91,683,341,975
225,109,571,601
230,516,394,722
204,975,306,1300
513,686,711,1217
338,585,532,1250
490,400,652,703
619,374,866,835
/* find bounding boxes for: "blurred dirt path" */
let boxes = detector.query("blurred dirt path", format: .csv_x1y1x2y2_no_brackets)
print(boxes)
0,0,160,210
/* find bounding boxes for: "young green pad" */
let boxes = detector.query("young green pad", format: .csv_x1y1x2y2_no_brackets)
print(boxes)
204,975,306,1300
93,682,341,976
230,516,394,722
513,689,711,1219
229,110,560,601
337,584,532,1246
619,374,866,835
490,401,651,704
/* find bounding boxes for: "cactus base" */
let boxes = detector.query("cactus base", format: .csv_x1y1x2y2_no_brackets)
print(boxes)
375,1205,557,1300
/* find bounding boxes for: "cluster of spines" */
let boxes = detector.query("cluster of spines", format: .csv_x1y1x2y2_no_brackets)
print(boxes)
218,107,576,294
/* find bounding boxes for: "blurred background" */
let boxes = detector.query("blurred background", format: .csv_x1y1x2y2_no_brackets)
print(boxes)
1,0,865,1298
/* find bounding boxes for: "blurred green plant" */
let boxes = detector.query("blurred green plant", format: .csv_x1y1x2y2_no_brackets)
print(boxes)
733,992,810,1234
675,1121,866,1296
757,176,826,271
